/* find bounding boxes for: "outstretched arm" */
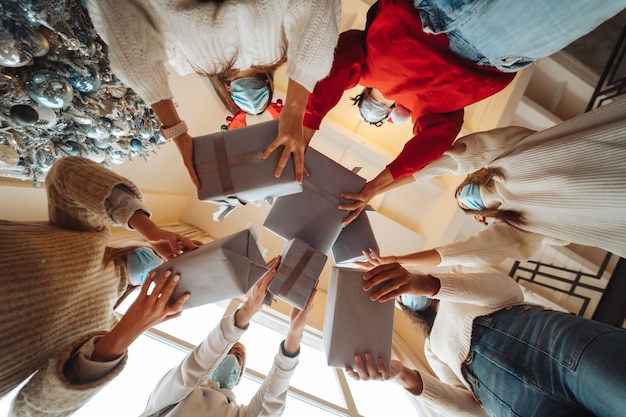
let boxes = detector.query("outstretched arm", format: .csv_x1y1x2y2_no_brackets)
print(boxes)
10,269,188,417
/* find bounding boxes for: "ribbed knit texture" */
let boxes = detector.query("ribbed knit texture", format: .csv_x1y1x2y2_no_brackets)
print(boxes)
417,269,524,417
413,99,626,264
86,0,340,105
1,157,140,415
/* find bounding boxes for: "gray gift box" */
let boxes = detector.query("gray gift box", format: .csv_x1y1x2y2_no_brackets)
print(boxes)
268,238,327,309
324,267,394,368
153,229,268,309
193,120,303,204
263,147,366,253
331,208,379,265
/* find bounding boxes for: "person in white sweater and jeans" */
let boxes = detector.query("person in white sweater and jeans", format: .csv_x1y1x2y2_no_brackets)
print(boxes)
139,256,317,417
347,263,626,417
86,0,340,187
354,99,626,269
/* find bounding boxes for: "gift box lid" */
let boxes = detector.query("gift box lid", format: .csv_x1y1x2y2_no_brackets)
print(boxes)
193,120,302,203
263,148,366,253
332,208,379,265
267,238,328,309
153,228,268,309
324,267,394,369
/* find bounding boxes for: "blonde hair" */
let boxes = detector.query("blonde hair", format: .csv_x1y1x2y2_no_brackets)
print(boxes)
454,167,526,227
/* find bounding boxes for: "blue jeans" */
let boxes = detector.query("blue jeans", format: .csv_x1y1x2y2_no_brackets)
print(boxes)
412,0,626,72
464,305,626,417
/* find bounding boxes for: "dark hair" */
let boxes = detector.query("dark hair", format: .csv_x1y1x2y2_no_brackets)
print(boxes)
454,167,526,227
349,87,392,127
397,301,437,336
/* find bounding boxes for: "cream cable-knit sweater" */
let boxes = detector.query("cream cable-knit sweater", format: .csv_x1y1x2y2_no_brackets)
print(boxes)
413,99,626,265
86,0,341,105
1,157,142,416
415,269,524,417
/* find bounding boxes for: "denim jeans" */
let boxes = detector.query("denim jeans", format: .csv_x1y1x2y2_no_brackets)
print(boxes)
464,305,626,417
412,0,626,72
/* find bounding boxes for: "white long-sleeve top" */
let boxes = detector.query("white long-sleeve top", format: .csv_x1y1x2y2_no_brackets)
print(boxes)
412,99,626,265
416,269,524,417
139,314,299,417
86,0,340,105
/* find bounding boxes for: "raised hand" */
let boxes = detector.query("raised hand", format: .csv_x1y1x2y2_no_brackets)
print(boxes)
354,248,397,269
362,263,439,302
345,353,423,395
93,269,189,361
235,256,281,328
283,288,317,355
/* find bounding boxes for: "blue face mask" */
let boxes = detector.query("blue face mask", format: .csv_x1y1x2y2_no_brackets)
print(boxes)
459,183,485,211
400,294,432,312
358,91,392,126
229,76,270,115
127,247,163,286
211,354,241,389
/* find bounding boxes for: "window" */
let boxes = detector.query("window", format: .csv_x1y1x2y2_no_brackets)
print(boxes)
0,294,423,416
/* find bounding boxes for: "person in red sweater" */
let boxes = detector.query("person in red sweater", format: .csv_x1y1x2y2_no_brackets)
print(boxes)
263,0,515,225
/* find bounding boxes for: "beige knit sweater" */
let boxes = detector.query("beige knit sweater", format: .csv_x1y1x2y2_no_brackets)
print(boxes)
1,157,141,416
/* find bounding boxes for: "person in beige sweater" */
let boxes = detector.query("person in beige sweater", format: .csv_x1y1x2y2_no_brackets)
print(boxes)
0,156,197,416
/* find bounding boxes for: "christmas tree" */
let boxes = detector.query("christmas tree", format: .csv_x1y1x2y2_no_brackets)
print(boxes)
0,0,162,186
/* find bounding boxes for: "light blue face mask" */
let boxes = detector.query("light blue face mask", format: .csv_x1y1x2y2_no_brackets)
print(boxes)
127,247,163,286
400,294,432,312
229,76,270,115
211,354,241,389
358,90,392,126
459,183,485,211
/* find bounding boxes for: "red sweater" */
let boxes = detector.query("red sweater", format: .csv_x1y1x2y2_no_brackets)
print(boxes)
303,0,515,179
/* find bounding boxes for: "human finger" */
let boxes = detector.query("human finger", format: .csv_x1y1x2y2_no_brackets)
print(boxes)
341,206,364,227
344,366,360,381
157,273,180,304
168,291,190,312
353,354,371,380
362,262,400,282
274,147,292,178
377,357,391,380
176,234,198,251
293,147,305,184
262,138,282,160
138,270,156,298
150,269,173,298
266,255,281,270
364,353,383,381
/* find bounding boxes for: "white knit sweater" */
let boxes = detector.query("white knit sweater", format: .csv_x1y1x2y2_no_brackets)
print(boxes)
86,0,341,105
412,99,626,265
417,268,524,417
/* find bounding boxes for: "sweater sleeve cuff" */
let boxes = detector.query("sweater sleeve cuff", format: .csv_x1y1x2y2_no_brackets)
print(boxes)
69,336,126,384
106,185,151,230
221,314,248,343
303,112,323,131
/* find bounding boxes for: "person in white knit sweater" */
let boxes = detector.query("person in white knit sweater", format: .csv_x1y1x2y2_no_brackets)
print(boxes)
138,256,317,417
354,99,626,269
86,0,340,187
346,263,626,417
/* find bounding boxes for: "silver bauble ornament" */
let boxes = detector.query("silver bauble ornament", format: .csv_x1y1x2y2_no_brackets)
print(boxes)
26,70,74,109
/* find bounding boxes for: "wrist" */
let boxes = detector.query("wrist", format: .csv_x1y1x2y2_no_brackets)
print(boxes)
160,120,188,141
396,367,423,395
234,305,256,329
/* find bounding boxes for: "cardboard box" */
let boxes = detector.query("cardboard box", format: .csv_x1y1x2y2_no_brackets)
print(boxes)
193,120,302,204
324,267,394,368
263,147,366,253
268,238,327,309
331,208,379,265
153,229,268,309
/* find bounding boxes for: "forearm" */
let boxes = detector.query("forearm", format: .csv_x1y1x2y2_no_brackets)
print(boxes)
152,98,183,130
128,209,159,237
395,366,423,395
283,329,303,356
283,78,310,122
395,249,442,267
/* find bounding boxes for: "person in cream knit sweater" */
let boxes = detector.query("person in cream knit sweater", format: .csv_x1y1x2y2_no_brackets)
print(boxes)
348,264,626,417
0,156,196,416
86,0,341,187
355,99,626,268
